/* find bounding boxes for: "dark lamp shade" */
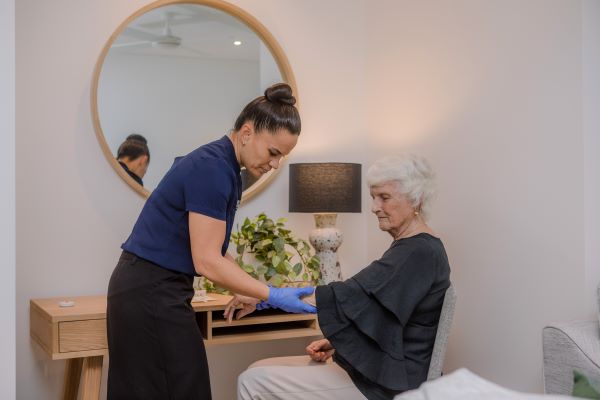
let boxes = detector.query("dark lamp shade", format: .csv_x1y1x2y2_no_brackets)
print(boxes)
289,163,362,213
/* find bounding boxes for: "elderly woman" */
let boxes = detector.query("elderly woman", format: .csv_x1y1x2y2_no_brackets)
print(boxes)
227,154,451,400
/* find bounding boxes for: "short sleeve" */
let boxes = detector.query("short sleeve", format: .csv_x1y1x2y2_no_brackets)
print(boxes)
183,158,233,221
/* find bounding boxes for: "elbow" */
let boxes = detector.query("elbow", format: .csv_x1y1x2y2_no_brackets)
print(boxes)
193,253,219,278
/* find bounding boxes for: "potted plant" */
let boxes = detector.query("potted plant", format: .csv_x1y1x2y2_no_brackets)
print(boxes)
200,213,321,294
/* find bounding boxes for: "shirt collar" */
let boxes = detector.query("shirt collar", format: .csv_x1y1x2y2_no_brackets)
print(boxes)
221,135,241,174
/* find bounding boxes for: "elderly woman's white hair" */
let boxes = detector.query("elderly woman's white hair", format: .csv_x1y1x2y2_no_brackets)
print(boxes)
366,154,436,220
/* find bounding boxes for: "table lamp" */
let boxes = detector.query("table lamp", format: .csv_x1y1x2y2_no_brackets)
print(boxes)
289,163,361,284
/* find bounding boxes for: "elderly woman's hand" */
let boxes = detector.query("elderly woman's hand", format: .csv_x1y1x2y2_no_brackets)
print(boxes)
223,294,261,324
306,338,335,362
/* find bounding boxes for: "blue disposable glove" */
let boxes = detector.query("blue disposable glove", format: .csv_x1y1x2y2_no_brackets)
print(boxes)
260,286,317,314
256,301,271,311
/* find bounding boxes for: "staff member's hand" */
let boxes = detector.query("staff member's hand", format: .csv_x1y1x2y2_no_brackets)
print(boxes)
306,338,335,362
224,286,317,323
224,294,260,324
267,286,316,314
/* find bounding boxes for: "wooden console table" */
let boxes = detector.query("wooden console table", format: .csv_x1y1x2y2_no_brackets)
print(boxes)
30,294,320,400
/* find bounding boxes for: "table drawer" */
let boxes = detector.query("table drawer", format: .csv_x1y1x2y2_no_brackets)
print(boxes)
59,319,107,353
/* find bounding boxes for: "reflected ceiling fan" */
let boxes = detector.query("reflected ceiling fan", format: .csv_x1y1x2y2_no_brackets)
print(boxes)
112,12,204,55
149,15,181,48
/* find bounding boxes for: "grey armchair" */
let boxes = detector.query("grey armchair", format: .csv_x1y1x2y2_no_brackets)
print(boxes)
542,284,600,395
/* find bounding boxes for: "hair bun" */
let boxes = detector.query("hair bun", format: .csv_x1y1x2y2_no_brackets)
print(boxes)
264,83,296,106
126,133,147,144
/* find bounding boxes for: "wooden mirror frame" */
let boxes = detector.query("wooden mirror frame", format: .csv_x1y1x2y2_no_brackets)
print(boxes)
91,0,298,203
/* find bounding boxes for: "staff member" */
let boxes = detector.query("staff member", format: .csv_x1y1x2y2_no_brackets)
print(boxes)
116,133,150,186
107,83,315,400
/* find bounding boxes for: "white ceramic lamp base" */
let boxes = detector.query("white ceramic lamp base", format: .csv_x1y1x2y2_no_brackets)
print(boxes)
309,213,343,284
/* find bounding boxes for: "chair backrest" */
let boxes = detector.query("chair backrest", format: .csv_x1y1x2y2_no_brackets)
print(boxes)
597,283,599,319
427,284,457,380
597,282,600,329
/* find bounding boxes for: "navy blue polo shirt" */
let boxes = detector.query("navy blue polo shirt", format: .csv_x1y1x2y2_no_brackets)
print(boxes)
122,136,242,276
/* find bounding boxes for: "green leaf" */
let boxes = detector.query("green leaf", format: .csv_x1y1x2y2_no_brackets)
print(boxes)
236,244,246,255
273,237,285,252
302,272,309,281
277,260,292,274
293,263,303,275
271,255,281,269
242,264,255,273
275,262,288,274
259,239,272,247
269,275,284,287
256,265,268,276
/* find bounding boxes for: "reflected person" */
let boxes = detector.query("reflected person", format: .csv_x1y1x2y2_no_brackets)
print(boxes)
227,154,451,400
116,133,149,186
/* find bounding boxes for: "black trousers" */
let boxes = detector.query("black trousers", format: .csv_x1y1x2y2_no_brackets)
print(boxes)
107,251,212,400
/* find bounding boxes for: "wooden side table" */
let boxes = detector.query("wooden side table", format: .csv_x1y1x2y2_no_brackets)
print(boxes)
30,294,320,400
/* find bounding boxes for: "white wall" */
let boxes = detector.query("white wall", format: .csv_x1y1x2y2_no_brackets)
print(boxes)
366,0,586,393
237,0,369,279
99,53,260,189
16,1,368,399
1,0,15,398
583,0,600,317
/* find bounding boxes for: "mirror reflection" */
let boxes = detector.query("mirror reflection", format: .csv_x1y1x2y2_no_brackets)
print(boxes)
97,3,283,192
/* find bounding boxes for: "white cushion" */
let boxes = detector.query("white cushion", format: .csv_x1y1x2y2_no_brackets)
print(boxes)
394,369,572,400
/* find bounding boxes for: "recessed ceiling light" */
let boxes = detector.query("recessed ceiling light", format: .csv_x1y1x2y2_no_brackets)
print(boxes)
233,40,242,46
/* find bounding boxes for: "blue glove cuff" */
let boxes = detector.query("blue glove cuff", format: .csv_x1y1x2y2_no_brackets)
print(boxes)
256,300,271,310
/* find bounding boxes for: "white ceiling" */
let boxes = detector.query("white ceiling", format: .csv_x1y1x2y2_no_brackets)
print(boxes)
110,4,262,61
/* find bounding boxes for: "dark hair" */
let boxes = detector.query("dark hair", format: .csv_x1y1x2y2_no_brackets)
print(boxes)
233,83,301,135
117,135,150,163
125,133,147,144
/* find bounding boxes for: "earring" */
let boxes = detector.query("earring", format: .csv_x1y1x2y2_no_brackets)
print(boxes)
414,210,420,216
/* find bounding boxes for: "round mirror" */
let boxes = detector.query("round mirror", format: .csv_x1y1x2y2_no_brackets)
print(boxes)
91,0,297,202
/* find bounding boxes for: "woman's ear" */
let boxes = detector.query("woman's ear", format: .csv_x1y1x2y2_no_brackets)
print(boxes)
414,202,422,216
240,122,254,144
